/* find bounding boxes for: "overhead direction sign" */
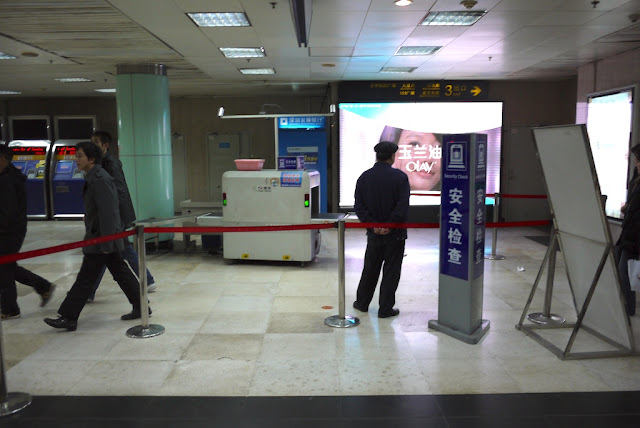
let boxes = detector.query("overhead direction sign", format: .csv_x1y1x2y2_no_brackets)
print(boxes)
339,80,489,102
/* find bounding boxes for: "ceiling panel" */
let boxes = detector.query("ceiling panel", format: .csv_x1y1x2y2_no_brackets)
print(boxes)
529,11,606,26
309,47,354,57
0,0,638,98
308,11,367,46
492,0,566,12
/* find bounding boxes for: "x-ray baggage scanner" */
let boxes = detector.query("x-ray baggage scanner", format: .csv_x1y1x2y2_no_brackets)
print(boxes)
197,170,322,263
8,140,52,219
49,140,86,219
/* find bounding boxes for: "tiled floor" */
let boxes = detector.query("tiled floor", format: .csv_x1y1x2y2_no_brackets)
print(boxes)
2,220,640,425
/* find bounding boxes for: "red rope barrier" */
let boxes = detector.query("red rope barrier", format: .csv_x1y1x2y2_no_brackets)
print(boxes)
409,192,548,199
346,222,439,229
346,220,550,229
1,219,551,265
0,230,135,265
146,224,336,234
487,220,550,228
499,194,548,199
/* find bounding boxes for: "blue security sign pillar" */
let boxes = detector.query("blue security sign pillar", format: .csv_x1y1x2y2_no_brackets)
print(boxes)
428,133,490,344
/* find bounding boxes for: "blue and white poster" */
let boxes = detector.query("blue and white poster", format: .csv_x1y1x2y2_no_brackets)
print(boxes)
473,134,487,279
280,171,303,187
278,117,328,211
440,134,471,281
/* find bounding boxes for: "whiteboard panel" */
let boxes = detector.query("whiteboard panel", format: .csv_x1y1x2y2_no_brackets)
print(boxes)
532,125,607,243
532,124,632,350
559,233,630,348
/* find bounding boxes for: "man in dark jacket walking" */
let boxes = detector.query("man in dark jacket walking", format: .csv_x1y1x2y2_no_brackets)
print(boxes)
87,131,156,302
0,145,55,319
44,142,145,331
352,141,410,318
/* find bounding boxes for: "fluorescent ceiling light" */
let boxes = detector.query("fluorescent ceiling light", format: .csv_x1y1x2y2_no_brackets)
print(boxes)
421,11,485,26
219,47,265,58
187,12,250,27
55,77,93,83
95,88,116,93
380,67,416,73
0,90,21,94
394,0,413,6
395,46,441,56
0,52,17,59
239,68,275,75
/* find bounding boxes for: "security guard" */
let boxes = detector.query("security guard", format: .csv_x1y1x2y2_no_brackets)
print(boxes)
353,141,410,318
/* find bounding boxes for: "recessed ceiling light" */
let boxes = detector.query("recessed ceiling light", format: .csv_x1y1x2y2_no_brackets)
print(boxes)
0,52,17,60
0,90,21,94
187,12,251,27
395,46,442,56
239,68,275,75
54,77,93,83
21,51,39,57
394,0,413,6
380,67,416,73
421,11,485,26
95,88,116,93
322,63,336,67
219,47,265,58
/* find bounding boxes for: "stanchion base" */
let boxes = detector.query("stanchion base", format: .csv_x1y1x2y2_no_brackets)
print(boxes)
527,312,566,325
126,324,165,338
485,254,506,260
0,392,32,417
324,315,360,328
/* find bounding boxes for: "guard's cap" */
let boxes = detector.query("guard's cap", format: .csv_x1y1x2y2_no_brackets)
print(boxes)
374,141,398,154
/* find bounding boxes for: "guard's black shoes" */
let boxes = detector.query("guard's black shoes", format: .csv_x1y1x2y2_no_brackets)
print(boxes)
353,301,368,312
378,308,400,319
121,307,152,321
44,316,77,331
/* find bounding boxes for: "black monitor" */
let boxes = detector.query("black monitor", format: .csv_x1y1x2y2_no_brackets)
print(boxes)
55,116,96,140
10,116,50,140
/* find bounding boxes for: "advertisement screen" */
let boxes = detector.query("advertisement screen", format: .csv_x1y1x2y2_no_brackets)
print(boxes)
586,88,636,219
339,102,503,207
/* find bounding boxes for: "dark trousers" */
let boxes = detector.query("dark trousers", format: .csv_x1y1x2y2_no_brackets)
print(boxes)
89,242,154,298
356,235,405,313
615,245,636,315
0,234,21,314
58,252,141,321
16,265,51,293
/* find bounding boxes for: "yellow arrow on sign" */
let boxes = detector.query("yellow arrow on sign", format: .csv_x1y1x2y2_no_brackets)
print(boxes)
470,86,482,96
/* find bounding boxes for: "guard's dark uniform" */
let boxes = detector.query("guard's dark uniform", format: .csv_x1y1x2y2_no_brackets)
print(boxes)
354,160,410,314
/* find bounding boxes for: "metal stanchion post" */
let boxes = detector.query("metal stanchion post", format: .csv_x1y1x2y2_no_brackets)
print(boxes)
0,314,31,417
485,192,506,260
126,225,165,338
527,230,565,324
325,219,359,328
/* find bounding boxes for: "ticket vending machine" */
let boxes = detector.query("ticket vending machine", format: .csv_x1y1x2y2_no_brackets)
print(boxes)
8,140,52,219
49,140,86,219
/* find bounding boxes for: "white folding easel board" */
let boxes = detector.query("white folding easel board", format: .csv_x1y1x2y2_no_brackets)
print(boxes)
526,124,633,357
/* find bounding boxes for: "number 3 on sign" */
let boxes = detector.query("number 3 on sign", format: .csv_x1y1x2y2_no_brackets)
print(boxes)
445,85,453,96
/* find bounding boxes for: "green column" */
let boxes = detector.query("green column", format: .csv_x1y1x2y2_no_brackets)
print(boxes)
116,64,174,243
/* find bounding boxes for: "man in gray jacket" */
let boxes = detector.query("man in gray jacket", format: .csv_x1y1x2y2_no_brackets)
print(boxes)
87,131,156,302
44,142,145,331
